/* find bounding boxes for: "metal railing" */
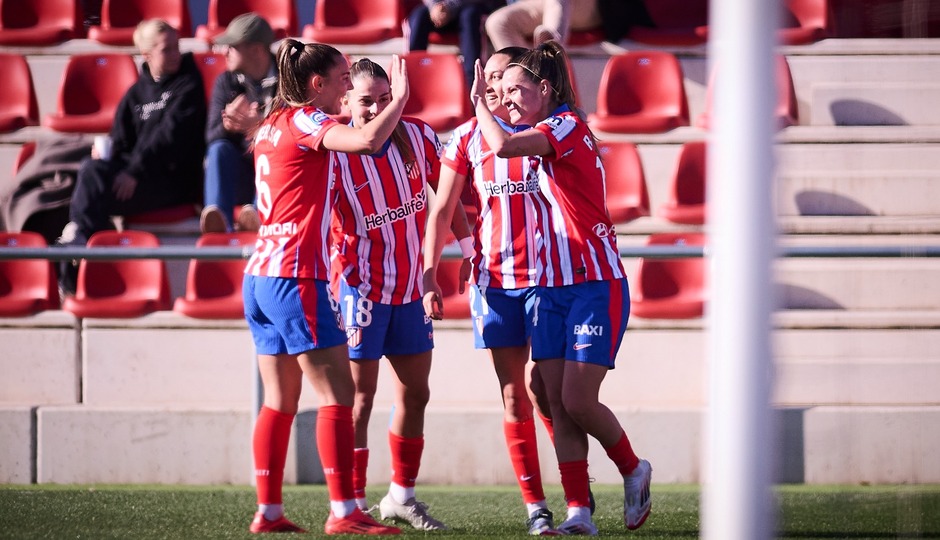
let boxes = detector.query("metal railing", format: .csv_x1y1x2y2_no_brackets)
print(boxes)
2,244,940,261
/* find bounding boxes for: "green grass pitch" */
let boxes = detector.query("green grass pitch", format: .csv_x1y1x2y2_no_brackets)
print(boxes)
1,484,938,538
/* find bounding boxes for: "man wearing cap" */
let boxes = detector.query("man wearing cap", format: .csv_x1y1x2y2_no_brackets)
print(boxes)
200,12,278,233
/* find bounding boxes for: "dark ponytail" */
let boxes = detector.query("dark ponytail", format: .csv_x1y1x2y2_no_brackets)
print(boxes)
509,40,581,121
269,39,343,115
508,40,597,145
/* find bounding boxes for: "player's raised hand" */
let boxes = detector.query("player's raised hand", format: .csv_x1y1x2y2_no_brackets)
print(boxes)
389,54,410,106
469,59,485,108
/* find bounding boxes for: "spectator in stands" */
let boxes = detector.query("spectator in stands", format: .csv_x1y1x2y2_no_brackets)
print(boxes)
407,0,504,85
200,12,277,234
485,0,602,49
57,19,207,293
80,0,103,30
595,0,655,43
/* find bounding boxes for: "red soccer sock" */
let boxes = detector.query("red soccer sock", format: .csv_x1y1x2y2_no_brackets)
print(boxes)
389,431,424,488
605,430,640,476
317,404,355,501
253,406,295,505
537,411,555,445
353,447,369,499
559,460,591,508
504,419,545,503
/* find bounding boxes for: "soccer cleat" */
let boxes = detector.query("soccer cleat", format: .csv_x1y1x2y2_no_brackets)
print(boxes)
236,204,261,232
378,494,447,530
249,512,306,534
555,514,598,536
526,508,561,536
200,205,227,234
324,508,401,535
623,459,652,530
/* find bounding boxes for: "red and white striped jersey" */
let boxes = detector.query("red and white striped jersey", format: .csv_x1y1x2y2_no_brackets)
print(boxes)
330,118,442,305
245,106,340,280
530,107,625,286
441,117,539,289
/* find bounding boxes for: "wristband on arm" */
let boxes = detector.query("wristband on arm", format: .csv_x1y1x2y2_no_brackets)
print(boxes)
458,236,474,258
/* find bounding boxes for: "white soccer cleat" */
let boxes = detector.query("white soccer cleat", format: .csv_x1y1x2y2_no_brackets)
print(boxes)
554,514,598,536
623,459,652,530
378,494,447,530
526,508,560,536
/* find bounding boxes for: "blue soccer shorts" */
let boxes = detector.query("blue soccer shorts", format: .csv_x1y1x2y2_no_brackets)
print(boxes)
243,275,347,355
336,279,433,360
531,278,630,368
469,285,536,349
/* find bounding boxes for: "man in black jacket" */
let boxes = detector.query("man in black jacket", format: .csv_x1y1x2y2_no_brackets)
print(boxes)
58,18,207,247
199,12,277,234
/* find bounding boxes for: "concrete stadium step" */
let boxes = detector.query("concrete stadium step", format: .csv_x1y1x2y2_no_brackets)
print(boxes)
0,312,79,405
5,311,938,411
776,170,940,216
774,258,940,310
787,50,940,125
3,404,937,485
627,137,940,228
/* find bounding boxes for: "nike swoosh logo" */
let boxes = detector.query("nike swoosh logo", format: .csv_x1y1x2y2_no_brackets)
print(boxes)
353,181,370,192
573,343,592,350
520,475,534,481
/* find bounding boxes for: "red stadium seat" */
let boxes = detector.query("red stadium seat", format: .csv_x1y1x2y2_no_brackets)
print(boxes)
0,0,83,46
630,232,706,319
401,52,472,133
44,53,139,134
437,258,471,319
658,141,707,225
588,51,690,134
62,230,171,318
196,0,297,43
192,52,227,104
697,55,799,130
88,0,192,45
302,0,403,44
173,232,255,319
0,54,40,134
627,0,708,46
779,0,831,44
0,232,60,316
597,141,650,225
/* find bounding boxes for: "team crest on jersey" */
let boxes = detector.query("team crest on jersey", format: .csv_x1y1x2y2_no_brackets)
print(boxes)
404,160,420,180
346,327,362,348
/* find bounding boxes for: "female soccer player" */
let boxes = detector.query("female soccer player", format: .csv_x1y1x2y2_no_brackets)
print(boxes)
243,39,406,536
422,47,564,536
330,58,472,531
466,41,653,535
